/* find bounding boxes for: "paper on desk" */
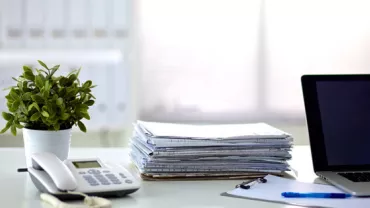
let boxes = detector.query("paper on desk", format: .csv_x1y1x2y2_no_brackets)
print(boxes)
224,175,370,208
137,121,290,139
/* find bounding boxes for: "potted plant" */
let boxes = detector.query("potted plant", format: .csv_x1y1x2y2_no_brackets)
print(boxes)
1,60,96,166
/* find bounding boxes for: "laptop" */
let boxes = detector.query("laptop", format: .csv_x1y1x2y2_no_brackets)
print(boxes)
301,74,370,196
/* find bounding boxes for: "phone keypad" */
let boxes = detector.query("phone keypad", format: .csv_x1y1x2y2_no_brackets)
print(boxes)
83,175,99,186
95,174,111,185
82,169,132,186
106,174,122,184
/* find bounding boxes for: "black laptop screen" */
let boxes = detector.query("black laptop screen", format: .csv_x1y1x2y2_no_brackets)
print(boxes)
317,80,370,166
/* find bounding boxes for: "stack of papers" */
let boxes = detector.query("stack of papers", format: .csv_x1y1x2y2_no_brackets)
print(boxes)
129,120,293,180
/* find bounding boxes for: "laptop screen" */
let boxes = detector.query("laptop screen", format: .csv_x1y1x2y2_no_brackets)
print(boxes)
317,80,370,166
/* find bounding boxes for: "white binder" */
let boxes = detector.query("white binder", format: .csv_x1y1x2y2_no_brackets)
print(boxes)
25,0,45,48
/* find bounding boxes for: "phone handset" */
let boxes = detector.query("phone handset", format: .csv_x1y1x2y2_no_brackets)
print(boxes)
31,152,77,191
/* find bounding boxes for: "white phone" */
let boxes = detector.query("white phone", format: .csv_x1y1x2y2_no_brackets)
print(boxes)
28,152,140,198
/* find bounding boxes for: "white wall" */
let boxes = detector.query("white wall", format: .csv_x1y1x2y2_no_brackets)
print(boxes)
136,0,370,123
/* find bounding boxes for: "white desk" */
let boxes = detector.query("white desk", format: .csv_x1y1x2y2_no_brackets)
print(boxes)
0,146,318,208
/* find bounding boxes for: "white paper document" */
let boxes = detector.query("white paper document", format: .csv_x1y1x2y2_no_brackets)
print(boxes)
130,121,293,178
137,120,290,139
224,175,370,208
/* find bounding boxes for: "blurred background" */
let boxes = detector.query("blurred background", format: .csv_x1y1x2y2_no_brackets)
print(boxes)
1,0,370,147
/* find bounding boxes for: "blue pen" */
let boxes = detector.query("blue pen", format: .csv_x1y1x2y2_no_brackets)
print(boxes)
282,192,352,199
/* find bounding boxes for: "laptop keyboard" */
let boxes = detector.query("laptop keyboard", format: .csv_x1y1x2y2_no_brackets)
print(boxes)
338,172,370,182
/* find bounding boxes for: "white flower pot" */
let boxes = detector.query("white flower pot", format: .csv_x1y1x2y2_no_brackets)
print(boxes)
23,128,72,167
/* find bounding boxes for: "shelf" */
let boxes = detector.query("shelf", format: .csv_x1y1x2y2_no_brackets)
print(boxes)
0,49,124,65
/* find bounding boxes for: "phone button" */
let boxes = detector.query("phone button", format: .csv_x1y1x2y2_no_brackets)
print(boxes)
106,174,119,180
119,173,126,178
125,179,133,184
101,181,111,185
95,176,110,184
78,171,86,174
88,169,101,174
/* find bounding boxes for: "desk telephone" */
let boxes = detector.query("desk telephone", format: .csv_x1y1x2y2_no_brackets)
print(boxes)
28,152,140,199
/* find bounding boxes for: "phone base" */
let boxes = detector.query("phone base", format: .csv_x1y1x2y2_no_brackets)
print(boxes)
30,174,139,200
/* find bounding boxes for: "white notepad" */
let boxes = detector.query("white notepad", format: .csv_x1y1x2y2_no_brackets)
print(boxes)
224,175,370,208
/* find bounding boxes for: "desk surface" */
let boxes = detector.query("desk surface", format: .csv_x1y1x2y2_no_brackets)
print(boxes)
0,146,318,208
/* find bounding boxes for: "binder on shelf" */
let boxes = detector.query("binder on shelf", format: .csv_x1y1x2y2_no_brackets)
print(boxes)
78,64,109,130
68,0,89,48
25,0,45,48
3,0,23,48
90,0,108,49
45,0,66,48
110,62,129,129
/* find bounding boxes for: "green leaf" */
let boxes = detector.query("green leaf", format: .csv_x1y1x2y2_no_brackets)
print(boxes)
19,101,28,115
49,65,60,77
23,66,33,74
3,86,13,91
54,123,60,131
56,97,63,106
5,94,14,101
28,102,40,112
6,102,12,110
30,112,41,121
48,103,57,118
84,100,95,106
17,81,23,90
45,80,50,91
35,75,43,89
41,111,49,117
78,104,88,110
80,92,86,100
31,94,44,104
22,92,32,101
10,89,20,100
0,121,12,133
59,77,69,86
11,100,20,110
24,71,35,81
58,87,66,97
38,60,49,70
65,88,78,98
76,67,81,77
82,112,90,120
77,121,86,133
69,99,80,106
14,120,24,129
18,115,28,122
68,74,77,83
2,112,13,121
43,88,49,98
10,125,16,136
60,113,70,120
35,68,48,75
15,124,24,129
82,80,92,88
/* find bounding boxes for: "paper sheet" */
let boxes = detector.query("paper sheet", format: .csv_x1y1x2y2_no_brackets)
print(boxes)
224,175,370,208
137,121,290,139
